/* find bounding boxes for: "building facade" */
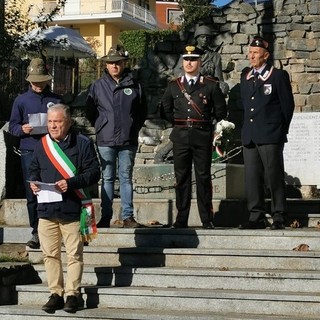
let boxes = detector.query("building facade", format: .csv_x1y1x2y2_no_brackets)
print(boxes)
28,0,157,57
155,0,181,29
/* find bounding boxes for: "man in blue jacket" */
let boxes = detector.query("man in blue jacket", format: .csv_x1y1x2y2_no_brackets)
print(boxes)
9,58,62,248
239,36,295,230
86,45,147,228
29,104,100,313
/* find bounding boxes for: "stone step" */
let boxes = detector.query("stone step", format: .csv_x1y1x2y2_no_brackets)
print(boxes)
34,264,320,293
1,305,317,320
2,198,320,228
28,245,320,271
2,225,320,319
3,226,320,250
0,198,247,228
14,284,320,318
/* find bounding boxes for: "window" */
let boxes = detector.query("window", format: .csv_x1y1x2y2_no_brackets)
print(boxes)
167,9,182,25
139,0,150,10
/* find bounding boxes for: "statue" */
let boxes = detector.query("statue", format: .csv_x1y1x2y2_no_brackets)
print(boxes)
194,25,229,95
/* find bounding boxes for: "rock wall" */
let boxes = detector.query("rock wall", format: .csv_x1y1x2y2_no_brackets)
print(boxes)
214,0,320,112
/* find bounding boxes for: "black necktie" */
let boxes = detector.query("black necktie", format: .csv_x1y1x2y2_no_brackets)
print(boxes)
189,79,194,87
254,72,259,87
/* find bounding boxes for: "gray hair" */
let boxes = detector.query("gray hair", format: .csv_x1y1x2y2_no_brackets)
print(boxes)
48,103,71,120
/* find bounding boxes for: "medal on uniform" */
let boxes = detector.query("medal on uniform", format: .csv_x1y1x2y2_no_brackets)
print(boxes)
263,84,272,95
201,94,207,104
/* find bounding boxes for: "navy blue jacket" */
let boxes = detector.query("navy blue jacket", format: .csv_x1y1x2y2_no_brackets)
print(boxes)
9,86,62,151
240,64,295,145
86,69,147,147
28,131,100,222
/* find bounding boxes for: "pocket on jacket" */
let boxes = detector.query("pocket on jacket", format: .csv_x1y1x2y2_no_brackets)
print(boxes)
95,117,108,134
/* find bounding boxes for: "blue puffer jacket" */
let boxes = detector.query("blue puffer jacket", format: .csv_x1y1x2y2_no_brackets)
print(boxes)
9,86,62,151
86,69,147,147
28,131,101,221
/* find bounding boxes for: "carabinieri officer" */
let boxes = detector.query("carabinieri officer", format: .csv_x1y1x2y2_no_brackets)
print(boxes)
161,45,227,229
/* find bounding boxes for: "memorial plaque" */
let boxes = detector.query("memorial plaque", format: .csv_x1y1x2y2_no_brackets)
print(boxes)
284,112,320,187
133,163,245,199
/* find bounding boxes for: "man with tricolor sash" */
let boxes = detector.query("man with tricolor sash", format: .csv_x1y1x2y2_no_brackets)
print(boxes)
29,104,100,313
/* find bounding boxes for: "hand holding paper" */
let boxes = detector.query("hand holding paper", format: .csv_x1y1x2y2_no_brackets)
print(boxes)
28,181,62,203
28,113,48,135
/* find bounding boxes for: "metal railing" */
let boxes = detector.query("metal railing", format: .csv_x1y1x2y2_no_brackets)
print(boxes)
30,0,157,27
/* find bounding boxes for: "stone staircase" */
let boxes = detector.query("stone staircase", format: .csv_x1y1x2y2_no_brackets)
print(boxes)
1,199,320,319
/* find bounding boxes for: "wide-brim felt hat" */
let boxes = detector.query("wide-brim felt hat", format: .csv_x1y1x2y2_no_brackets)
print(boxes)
101,45,129,62
25,58,52,82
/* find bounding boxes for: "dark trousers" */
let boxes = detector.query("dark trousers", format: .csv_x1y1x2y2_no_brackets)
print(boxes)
243,143,286,223
172,141,213,226
21,150,38,234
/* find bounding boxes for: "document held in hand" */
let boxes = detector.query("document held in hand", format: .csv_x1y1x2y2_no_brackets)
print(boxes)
28,181,62,203
28,113,48,135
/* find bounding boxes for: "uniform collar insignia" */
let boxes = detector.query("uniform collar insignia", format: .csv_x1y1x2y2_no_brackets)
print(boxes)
246,66,274,81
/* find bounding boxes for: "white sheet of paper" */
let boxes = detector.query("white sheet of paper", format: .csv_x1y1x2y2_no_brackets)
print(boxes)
28,113,48,135
28,181,62,203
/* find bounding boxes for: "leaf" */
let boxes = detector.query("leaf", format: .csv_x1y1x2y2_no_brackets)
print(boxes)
292,244,310,251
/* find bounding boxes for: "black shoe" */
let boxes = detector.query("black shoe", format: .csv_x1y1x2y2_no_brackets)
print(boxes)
202,222,215,229
42,293,64,313
238,221,266,230
271,221,285,230
123,216,141,228
172,222,188,229
63,295,80,313
26,233,40,249
96,218,110,228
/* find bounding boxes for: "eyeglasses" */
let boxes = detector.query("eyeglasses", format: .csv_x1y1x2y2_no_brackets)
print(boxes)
183,57,199,62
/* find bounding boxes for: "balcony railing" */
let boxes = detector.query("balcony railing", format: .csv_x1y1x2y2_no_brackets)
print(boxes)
31,0,157,27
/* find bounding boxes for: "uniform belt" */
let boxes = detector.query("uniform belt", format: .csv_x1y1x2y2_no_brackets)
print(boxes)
174,119,211,128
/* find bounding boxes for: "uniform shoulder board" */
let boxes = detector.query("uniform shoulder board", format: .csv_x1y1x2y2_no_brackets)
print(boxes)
169,76,179,83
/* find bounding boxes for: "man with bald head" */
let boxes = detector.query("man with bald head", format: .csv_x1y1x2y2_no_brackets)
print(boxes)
239,36,295,230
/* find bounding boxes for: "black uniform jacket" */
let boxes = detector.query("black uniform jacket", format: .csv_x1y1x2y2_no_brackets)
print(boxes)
161,75,227,146
240,63,295,145
28,130,101,222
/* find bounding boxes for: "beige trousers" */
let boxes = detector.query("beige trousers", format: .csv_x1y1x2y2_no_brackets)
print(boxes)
38,218,84,297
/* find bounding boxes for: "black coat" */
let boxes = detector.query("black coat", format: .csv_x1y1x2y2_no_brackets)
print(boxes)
28,131,101,221
161,75,227,146
240,63,295,145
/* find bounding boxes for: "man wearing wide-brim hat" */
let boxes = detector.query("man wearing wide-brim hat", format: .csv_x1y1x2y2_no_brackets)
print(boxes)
9,57,62,249
86,45,147,229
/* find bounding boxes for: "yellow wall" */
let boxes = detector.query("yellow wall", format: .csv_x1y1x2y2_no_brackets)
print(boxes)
68,23,120,58
23,0,157,58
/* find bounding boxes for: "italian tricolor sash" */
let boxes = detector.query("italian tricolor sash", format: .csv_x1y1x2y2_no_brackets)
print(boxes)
41,134,97,242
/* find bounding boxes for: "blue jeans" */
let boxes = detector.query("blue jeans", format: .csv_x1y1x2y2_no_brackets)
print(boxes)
98,146,137,221
21,150,38,234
